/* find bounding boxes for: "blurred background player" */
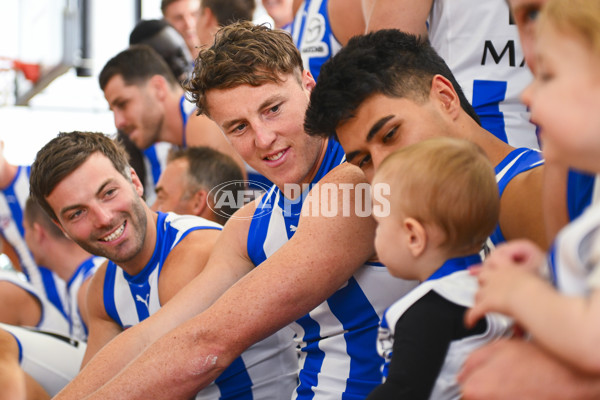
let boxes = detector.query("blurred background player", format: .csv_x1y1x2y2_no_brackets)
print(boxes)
262,0,293,29
152,146,244,225
130,18,194,83
161,0,201,58
23,197,104,341
0,141,67,319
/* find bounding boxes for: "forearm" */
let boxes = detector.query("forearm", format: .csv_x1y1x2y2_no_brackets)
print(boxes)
84,318,228,400
55,325,151,399
508,278,600,372
0,357,25,400
364,0,431,34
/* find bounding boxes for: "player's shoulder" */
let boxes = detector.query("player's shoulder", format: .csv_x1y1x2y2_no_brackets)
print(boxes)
319,162,368,185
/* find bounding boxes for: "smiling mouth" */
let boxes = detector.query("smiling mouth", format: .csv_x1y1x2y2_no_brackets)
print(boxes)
265,150,285,161
99,221,126,242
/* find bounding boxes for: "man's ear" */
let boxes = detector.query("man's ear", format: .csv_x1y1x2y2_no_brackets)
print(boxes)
404,217,427,258
130,167,145,197
148,75,169,102
32,222,45,242
190,189,209,217
50,218,71,240
302,69,316,93
430,74,461,120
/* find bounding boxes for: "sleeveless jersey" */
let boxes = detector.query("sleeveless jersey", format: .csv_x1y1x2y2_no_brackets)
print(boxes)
548,202,600,295
0,165,67,315
489,147,543,246
290,0,342,81
567,170,595,221
375,257,513,400
428,0,538,149
66,256,105,341
247,139,418,400
0,270,69,335
142,142,173,207
103,212,298,400
0,322,86,396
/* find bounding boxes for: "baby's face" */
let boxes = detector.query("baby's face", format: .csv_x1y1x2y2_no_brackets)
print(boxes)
371,181,413,279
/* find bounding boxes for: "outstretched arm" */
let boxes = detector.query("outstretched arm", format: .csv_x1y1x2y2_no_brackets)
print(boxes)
54,206,258,400
467,240,600,374
79,164,377,399
0,329,27,400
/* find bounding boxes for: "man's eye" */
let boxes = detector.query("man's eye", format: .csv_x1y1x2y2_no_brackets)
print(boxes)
69,210,83,220
382,127,397,143
359,154,372,169
233,123,247,133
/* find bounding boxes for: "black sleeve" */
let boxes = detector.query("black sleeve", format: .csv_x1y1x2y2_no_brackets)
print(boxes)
367,290,487,400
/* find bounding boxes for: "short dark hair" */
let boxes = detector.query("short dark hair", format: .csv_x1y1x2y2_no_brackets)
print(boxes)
186,21,303,116
304,29,481,139
99,45,179,91
202,0,256,26
24,197,66,241
168,146,244,224
129,19,192,82
30,132,131,221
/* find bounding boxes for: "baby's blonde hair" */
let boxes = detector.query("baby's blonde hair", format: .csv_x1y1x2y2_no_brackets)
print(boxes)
374,137,499,254
540,0,600,56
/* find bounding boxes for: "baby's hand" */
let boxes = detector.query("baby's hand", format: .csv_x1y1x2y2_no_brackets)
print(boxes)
465,240,544,327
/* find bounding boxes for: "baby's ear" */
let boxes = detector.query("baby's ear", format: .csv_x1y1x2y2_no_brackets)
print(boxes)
404,217,427,258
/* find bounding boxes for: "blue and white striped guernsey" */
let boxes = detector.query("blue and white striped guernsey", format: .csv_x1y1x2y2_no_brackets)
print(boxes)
247,139,418,399
0,269,69,335
489,148,543,246
0,165,67,317
103,212,298,400
66,255,105,341
428,0,538,149
290,0,342,81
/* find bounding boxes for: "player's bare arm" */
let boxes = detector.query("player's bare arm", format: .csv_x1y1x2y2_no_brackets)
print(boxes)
81,163,378,399
363,0,432,34
500,165,548,249
55,205,257,400
158,228,221,302
80,262,125,367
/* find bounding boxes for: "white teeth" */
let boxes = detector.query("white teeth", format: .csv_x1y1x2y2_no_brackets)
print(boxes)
266,151,284,161
100,222,125,242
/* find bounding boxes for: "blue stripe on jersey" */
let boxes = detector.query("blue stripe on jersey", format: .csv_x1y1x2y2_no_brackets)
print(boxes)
247,139,345,265
567,169,594,221
143,146,164,186
6,330,23,363
472,80,508,143
4,167,25,237
180,95,190,148
548,242,558,287
214,356,253,400
247,187,277,265
490,148,543,245
296,315,325,399
40,266,67,318
103,262,123,327
328,277,382,398
426,254,482,281
290,0,341,81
